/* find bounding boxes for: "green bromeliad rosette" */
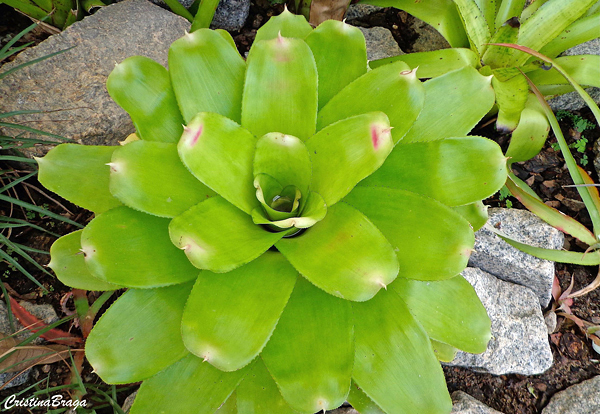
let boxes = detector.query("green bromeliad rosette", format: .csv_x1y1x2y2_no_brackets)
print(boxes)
38,10,508,414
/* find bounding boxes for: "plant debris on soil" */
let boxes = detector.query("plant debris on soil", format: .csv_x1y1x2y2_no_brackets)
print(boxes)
1,4,600,414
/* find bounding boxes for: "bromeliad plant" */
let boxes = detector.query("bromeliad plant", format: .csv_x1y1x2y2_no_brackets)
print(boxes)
363,0,600,165
37,10,507,414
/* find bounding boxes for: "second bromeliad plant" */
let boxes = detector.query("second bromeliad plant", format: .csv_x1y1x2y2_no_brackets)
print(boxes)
37,10,507,414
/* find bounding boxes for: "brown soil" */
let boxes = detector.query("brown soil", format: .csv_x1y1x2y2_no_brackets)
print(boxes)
1,4,599,414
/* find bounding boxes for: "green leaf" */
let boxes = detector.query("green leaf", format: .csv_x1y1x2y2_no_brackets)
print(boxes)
360,136,507,207
505,93,550,163
178,112,258,215
169,197,284,272
527,55,600,90
107,56,184,143
304,20,367,109
481,20,521,68
237,359,300,414
451,201,489,232
369,48,479,79
253,174,298,223
537,12,600,58
431,339,459,362
492,72,529,132
308,112,392,207
505,177,597,246
109,141,216,218
191,0,220,31
254,133,312,199
181,252,297,371
516,0,598,65
131,354,248,414
453,0,492,55
169,29,246,123
392,275,491,353
317,61,424,144
81,206,199,287
48,230,122,291
242,35,317,141
344,187,474,281
86,282,193,383
352,289,452,414
254,8,313,42
498,234,600,265
37,144,122,214
347,381,385,414
276,202,398,302
262,277,352,413
359,0,469,48
400,67,495,143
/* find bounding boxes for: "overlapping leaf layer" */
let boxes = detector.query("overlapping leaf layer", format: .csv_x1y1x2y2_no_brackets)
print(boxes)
39,10,507,414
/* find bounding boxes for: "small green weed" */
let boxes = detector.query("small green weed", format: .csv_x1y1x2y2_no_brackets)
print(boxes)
499,186,513,208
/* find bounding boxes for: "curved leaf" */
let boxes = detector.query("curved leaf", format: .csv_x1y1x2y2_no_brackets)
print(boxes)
305,20,367,109
369,48,478,79
505,93,550,163
360,136,507,207
401,66,495,143
492,72,529,133
318,60,424,144
527,55,600,90
107,56,183,143
392,275,491,353
169,197,284,273
307,112,392,207
353,289,452,414
37,144,121,214
81,206,199,287
131,354,248,414
242,35,317,141
178,112,258,215
109,141,215,218
453,0,492,55
344,187,474,281
431,339,459,362
359,0,469,48
48,230,122,291
169,29,246,123
347,381,385,414
495,0,527,30
276,202,399,302
86,282,193,383
181,252,297,372
262,277,352,413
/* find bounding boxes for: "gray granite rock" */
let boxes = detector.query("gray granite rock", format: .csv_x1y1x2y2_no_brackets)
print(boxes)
0,300,59,388
469,208,563,308
0,0,190,156
549,38,600,111
345,4,382,21
410,17,451,53
211,0,251,32
359,27,403,61
542,375,600,414
451,391,504,414
544,311,558,334
448,267,553,376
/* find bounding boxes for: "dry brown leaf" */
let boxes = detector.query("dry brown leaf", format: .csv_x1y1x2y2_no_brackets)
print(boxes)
0,333,69,373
